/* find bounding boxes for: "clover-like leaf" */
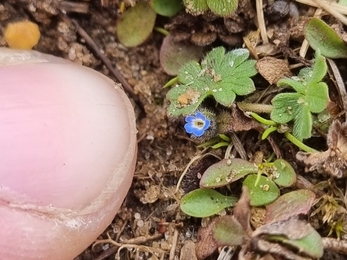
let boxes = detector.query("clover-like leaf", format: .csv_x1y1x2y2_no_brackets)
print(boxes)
180,188,238,217
243,175,280,206
167,47,257,116
200,158,258,188
271,50,329,140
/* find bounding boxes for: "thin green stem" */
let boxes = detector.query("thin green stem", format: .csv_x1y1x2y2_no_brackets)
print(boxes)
163,76,178,88
284,132,318,153
154,27,169,36
262,126,278,140
248,112,277,126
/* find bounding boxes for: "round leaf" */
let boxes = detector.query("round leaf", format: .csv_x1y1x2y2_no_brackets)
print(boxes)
116,2,157,47
180,188,237,217
243,175,279,206
266,189,316,223
304,18,347,59
272,159,296,187
160,35,203,76
151,0,183,17
200,158,258,188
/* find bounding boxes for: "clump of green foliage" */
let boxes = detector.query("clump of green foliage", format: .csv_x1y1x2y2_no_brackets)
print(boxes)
270,50,329,141
167,47,257,116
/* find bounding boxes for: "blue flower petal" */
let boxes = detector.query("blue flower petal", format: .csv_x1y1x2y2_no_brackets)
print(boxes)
185,115,195,123
184,111,211,136
202,118,211,131
195,112,206,120
184,122,195,134
193,128,205,137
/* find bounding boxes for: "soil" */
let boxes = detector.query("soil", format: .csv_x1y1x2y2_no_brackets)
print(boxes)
2,0,347,260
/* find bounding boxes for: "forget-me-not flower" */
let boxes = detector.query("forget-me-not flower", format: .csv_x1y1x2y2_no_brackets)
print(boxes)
184,112,211,137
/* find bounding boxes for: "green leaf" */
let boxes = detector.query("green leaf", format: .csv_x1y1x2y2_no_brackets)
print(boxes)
151,0,183,17
116,2,157,47
200,158,258,188
183,0,208,15
304,18,347,59
293,104,312,141
308,49,327,84
212,215,247,246
180,188,238,217
272,159,296,187
281,228,323,258
277,78,306,94
166,84,208,116
271,93,300,124
243,175,280,206
207,0,238,16
266,190,316,223
306,82,329,113
271,50,329,140
167,47,257,116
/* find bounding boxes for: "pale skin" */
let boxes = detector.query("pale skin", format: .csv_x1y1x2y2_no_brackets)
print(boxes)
0,48,137,260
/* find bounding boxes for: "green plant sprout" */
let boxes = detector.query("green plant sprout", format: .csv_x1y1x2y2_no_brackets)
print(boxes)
270,50,329,141
180,157,296,217
247,112,318,153
166,47,257,116
197,134,231,149
183,0,238,16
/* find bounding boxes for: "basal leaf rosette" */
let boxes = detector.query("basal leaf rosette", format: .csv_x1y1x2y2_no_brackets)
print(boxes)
167,47,257,116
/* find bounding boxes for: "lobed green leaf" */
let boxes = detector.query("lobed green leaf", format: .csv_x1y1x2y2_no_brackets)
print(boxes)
207,0,238,16
271,93,300,124
293,104,312,141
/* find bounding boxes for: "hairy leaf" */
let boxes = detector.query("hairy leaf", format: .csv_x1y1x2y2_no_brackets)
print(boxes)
304,18,347,59
167,47,257,116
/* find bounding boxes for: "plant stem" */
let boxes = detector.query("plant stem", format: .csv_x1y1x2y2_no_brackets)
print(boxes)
238,102,273,113
154,27,169,36
248,112,277,126
284,132,318,153
262,126,278,139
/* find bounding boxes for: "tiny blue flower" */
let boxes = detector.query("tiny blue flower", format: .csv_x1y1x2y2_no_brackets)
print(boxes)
184,112,211,137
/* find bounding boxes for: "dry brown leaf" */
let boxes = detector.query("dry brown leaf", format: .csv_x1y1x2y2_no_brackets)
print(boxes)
296,120,347,178
256,56,292,85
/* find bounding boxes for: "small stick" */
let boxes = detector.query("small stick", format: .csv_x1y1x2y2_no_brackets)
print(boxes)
60,13,138,102
59,1,89,13
169,229,179,260
256,0,269,44
327,59,347,119
295,0,347,16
